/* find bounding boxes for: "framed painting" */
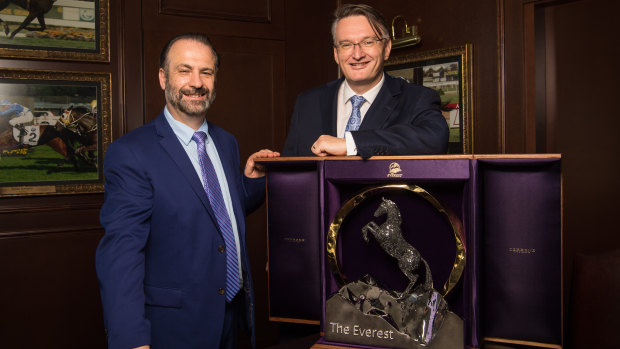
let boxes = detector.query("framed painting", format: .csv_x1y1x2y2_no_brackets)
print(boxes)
0,68,111,197
0,0,109,62
385,44,473,154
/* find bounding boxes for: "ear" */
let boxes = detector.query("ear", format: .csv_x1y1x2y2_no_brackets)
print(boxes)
333,46,340,66
383,39,392,61
158,68,167,91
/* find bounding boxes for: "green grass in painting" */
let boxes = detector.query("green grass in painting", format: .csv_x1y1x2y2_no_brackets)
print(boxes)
0,145,97,183
449,128,460,143
440,91,459,105
0,35,94,50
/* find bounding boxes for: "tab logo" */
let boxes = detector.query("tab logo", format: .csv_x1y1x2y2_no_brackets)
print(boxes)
387,162,403,178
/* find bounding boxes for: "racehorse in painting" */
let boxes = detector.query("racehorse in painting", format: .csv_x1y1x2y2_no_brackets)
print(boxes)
1,105,97,168
56,105,98,166
0,0,56,39
0,112,72,165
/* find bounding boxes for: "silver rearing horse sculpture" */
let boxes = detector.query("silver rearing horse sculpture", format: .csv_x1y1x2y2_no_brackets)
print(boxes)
361,197,433,296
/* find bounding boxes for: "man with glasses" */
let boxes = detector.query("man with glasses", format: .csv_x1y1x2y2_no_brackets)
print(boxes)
282,4,449,157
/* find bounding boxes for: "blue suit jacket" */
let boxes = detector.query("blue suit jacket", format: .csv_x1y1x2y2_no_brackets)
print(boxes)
282,74,449,157
96,112,264,348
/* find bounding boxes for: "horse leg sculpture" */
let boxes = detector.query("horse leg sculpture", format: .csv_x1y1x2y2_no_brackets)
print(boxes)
401,267,419,295
361,221,378,242
400,249,421,295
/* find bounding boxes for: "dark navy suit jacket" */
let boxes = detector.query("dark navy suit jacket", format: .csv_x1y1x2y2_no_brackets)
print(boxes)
282,74,449,157
96,112,264,348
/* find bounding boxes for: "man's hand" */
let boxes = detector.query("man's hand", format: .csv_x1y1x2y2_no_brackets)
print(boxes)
133,346,149,349
244,149,280,178
311,135,347,156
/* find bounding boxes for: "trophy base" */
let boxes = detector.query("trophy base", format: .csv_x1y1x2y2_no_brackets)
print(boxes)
324,275,463,349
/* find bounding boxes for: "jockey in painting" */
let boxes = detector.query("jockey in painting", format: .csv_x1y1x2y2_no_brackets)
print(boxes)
0,99,34,145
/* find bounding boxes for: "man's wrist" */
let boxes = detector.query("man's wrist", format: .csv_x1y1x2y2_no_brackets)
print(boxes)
344,132,358,155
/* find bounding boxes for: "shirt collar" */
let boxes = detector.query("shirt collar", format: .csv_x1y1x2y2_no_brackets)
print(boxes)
163,106,209,145
342,73,385,105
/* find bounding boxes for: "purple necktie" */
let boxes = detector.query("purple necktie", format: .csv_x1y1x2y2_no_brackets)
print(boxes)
192,131,241,302
345,95,366,132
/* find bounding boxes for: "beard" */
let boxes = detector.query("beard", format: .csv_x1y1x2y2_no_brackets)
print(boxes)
165,81,216,117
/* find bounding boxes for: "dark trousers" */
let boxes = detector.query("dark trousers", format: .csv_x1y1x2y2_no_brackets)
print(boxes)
219,290,245,349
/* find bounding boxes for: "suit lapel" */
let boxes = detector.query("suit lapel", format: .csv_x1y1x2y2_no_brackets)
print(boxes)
154,113,218,225
320,78,343,136
359,74,401,131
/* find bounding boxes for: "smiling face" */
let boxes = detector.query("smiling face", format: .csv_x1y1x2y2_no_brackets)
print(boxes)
333,15,391,94
159,39,217,126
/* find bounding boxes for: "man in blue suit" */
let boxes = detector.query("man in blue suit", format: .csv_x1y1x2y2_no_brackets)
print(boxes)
282,4,449,158
96,33,279,349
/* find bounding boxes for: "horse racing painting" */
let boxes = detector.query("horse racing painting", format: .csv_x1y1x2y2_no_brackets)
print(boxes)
0,69,111,197
385,45,473,154
0,0,109,61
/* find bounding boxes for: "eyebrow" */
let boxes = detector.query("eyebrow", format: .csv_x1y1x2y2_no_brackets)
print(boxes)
174,63,215,73
338,36,379,43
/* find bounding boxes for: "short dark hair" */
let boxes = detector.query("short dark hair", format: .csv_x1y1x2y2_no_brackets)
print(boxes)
159,33,220,71
331,4,389,44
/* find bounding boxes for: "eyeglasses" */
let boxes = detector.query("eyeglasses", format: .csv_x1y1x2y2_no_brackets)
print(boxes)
335,38,386,52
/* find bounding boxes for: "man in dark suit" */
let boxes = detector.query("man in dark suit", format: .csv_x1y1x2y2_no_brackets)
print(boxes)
282,4,449,157
95,33,279,349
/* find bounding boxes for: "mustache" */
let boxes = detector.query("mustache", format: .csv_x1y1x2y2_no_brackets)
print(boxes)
180,87,210,96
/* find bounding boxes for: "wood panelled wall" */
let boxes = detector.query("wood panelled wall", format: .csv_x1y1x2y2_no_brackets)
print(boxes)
0,0,335,347
354,0,501,154
1,0,618,348
0,0,119,346
502,1,620,348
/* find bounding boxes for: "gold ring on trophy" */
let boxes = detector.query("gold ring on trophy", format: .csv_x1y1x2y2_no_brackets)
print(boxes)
326,183,466,297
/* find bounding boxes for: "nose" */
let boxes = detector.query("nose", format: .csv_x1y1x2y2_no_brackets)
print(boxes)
188,70,203,88
351,43,365,59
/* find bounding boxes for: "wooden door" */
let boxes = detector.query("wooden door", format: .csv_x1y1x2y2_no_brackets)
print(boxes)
502,0,620,347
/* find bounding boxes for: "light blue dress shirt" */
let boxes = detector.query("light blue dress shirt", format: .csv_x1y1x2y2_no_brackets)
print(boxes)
163,107,243,284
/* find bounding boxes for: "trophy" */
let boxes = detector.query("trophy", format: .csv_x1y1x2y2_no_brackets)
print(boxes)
325,184,466,349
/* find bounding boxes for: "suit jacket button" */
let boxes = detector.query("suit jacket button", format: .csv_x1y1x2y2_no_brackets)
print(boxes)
218,288,225,295
218,245,225,253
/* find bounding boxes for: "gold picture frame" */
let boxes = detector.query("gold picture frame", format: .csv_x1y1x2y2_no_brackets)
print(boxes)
0,0,109,62
0,68,112,197
385,44,473,154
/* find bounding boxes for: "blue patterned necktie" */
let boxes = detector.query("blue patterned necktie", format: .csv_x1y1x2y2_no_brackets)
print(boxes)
345,95,366,132
192,131,241,302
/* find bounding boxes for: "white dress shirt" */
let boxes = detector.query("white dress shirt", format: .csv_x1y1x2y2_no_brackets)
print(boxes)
336,74,385,155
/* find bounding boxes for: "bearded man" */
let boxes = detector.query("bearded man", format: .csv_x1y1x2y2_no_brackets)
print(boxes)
95,33,279,349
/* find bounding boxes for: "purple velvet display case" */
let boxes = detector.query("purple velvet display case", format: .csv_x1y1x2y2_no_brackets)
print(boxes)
260,155,563,349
